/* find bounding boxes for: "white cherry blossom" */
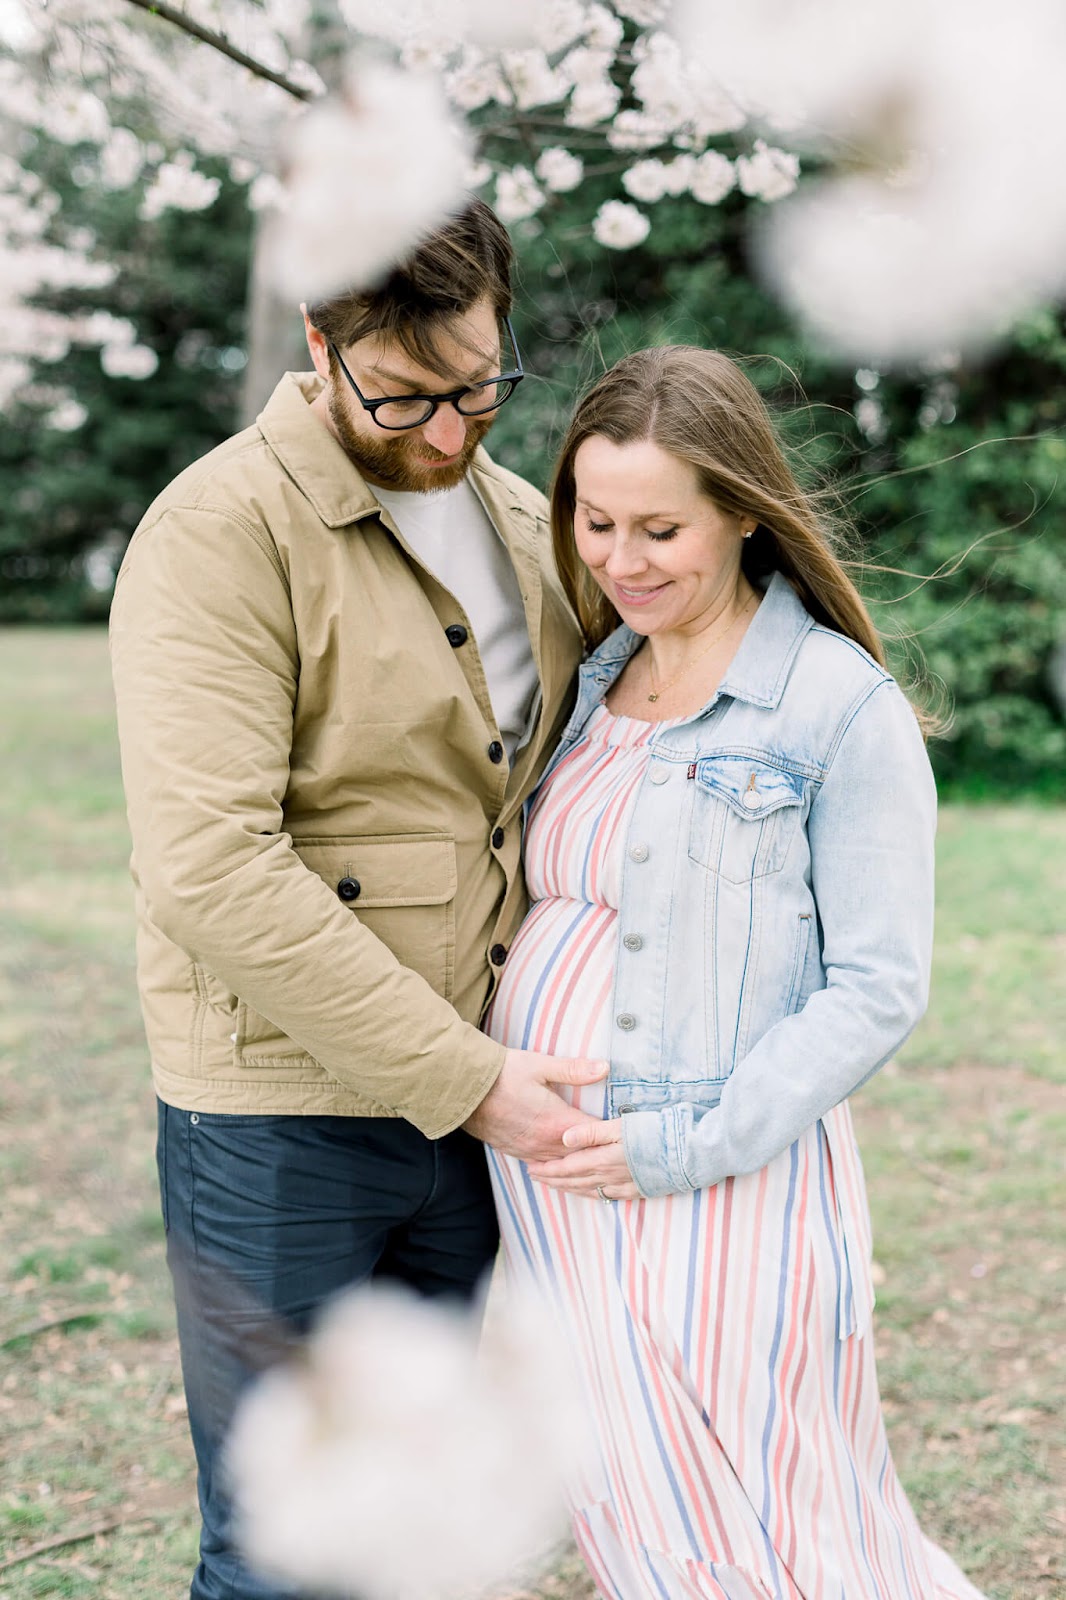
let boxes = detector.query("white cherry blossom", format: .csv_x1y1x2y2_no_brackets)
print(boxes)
622,158,670,203
613,0,670,22
99,127,143,190
264,58,471,300
141,155,222,221
100,341,159,379
566,78,621,128
690,149,736,205
608,108,670,151
534,0,593,53
593,197,651,249
227,1284,585,1600
535,147,585,194
446,47,500,111
494,164,547,223
736,140,800,202
497,48,567,110
559,45,615,89
582,3,625,52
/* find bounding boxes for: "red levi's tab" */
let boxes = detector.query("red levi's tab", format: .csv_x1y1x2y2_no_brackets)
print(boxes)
687,762,697,779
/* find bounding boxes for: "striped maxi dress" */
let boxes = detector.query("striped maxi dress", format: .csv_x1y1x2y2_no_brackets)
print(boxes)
485,703,986,1600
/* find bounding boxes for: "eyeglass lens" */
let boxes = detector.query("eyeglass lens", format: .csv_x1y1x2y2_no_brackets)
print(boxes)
373,380,515,430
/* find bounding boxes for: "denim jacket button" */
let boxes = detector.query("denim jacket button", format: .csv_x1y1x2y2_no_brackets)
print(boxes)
618,1104,636,1114
616,1012,637,1031
628,842,649,863
649,766,670,785
623,933,643,951
743,787,760,809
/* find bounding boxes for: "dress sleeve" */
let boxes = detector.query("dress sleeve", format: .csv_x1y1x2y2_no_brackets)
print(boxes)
621,678,937,1197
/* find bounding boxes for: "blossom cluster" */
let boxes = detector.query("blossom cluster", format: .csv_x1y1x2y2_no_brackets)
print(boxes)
2,0,1065,425
227,1282,588,1599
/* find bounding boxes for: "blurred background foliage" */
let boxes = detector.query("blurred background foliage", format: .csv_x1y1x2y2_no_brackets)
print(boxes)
3,134,1064,793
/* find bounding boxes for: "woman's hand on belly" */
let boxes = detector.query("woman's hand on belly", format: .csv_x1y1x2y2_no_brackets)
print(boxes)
525,1117,640,1201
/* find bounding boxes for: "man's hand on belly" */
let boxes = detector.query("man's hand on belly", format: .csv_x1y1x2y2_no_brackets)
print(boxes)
463,1049,608,1162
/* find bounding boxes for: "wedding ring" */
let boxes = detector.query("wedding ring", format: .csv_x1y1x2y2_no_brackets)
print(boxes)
596,1185,612,1204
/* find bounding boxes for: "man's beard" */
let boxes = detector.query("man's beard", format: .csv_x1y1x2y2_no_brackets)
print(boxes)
327,386,494,493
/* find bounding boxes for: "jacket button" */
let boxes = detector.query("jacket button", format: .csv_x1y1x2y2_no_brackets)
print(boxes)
616,1013,637,1031
445,624,468,647
649,766,670,785
491,827,505,849
628,842,649,863
487,740,505,764
490,943,508,966
618,1103,636,1114
337,876,361,902
622,933,643,952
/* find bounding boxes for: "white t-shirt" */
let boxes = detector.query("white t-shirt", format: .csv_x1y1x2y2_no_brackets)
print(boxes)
374,477,538,759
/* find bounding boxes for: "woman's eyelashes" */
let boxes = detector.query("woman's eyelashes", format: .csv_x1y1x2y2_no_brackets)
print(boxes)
583,517,680,541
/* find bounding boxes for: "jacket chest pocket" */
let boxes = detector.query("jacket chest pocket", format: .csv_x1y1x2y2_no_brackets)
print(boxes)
687,757,805,884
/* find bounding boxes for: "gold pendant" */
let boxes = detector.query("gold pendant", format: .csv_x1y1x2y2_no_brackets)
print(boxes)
647,692,659,703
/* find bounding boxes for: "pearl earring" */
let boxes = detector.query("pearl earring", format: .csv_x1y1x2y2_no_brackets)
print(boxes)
742,528,754,539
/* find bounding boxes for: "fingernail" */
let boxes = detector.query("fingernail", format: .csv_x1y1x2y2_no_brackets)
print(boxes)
562,1129,578,1148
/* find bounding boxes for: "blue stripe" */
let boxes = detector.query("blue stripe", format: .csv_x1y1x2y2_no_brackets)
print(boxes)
613,1215,706,1559
756,1140,799,1597
486,1152,535,1273
817,1126,880,1592
518,901,593,1051
879,1441,920,1600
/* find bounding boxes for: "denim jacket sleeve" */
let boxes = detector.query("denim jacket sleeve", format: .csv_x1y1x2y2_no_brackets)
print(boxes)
621,677,937,1197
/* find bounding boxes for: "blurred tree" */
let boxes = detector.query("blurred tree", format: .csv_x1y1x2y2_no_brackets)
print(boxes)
491,193,1066,792
0,139,251,620
0,2,1062,788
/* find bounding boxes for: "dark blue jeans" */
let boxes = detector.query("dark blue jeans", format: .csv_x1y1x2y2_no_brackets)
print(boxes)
157,1102,499,1600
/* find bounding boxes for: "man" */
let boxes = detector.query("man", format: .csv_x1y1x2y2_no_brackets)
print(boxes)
110,198,602,1600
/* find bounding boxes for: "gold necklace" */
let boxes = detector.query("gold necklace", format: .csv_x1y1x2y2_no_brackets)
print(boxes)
645,592,757,703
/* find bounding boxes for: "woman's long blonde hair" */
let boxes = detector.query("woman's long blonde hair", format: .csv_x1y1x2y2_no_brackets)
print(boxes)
550,346,887,668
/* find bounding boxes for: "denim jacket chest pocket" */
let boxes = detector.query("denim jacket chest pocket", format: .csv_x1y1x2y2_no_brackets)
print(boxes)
687,755,807,884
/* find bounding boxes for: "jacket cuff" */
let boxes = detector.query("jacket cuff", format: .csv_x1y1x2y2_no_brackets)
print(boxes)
620,1106,693,1198
417,1033,508,1140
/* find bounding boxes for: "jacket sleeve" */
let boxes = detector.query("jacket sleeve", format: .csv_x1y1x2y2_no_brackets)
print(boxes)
621,677,937,1196
109,506,504,1139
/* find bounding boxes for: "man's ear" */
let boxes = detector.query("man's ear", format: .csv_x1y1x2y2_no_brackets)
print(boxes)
302,306,331,381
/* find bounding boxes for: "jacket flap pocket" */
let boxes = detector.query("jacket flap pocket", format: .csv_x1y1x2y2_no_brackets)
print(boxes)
292,833,457,907
693,756,804,820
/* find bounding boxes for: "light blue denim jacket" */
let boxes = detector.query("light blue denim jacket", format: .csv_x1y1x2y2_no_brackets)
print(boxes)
540,571,937,1199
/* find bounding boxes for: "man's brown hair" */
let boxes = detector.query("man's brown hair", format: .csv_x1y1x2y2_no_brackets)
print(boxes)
307,197,514,379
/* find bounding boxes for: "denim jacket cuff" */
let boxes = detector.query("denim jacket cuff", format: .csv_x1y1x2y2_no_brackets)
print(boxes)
621,1107,693,1198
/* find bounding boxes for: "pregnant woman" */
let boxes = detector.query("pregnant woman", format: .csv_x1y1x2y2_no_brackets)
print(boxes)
485,347,985,1600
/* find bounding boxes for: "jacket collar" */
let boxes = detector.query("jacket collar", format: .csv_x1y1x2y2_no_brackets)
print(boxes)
584,570,814,711
257,371,540,545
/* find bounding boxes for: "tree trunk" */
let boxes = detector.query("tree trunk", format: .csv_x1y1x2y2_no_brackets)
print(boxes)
239,1,350,423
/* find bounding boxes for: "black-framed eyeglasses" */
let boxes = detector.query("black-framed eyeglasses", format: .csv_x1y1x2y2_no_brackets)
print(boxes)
328,316,525,432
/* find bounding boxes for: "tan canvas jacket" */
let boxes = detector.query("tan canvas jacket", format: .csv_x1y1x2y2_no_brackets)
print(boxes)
110,372,582,1138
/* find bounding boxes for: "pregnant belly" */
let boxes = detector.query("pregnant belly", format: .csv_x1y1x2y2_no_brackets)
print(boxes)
486,897,617,1114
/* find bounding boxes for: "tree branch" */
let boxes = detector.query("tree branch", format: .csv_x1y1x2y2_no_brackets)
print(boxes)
120,0,316,101
0,1517,161,1574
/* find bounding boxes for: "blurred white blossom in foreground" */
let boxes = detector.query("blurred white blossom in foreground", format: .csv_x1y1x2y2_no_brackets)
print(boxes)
227,1283,587,1600
263,58,470,301
675,0,1066,362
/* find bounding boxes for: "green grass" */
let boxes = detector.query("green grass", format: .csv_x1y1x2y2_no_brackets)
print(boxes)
0,626,1063,1600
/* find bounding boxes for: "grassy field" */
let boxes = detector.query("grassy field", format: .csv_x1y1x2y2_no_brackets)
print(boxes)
0,627,1063,1600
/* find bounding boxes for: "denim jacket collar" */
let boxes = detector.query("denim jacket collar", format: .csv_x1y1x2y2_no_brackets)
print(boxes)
578,570,814,712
